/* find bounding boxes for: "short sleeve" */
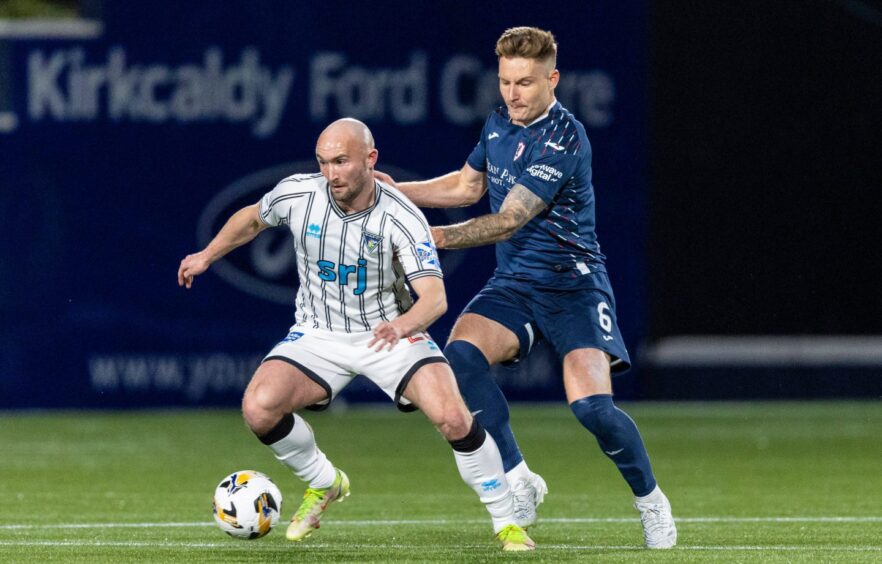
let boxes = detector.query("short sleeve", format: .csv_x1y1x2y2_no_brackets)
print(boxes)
515,151,582,204
466,118,490,172
258,183,285,226
390,213,443,281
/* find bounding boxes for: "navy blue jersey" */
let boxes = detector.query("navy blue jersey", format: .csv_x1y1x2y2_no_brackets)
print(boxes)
467,101,606,280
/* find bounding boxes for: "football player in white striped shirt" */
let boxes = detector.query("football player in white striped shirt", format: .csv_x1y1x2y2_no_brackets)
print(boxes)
178,119,534,551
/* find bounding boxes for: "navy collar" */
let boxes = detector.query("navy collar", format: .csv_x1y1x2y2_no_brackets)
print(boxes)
499,99,559,128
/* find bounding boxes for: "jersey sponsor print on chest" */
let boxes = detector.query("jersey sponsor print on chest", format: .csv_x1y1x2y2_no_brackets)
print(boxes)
316,259,368,295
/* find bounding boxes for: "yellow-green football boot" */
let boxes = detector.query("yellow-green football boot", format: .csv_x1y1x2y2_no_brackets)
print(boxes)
496,523,536,551
286,469,350,541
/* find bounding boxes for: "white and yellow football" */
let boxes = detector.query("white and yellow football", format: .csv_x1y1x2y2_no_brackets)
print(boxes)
212,470,283,539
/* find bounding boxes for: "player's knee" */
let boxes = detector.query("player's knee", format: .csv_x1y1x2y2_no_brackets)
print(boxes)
435,406,473,441
241,396,268,435
241,385,283,435
444,340,489,381
570,393,616,435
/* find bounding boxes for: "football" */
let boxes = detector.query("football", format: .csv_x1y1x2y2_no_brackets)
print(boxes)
212,470,283,539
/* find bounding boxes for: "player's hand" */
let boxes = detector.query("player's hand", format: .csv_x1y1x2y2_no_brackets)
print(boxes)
178,252,211,289
369,321,404,352
430,226,446,249
373,170,398,188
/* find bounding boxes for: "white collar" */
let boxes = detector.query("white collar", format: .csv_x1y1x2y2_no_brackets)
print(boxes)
520,99,558,127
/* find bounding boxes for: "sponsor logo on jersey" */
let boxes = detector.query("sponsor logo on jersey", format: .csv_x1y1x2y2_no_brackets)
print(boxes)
526,163,563,181
486,160,517,187
487,132,500,140
407,335,425,343
362,231,383,255
416,241,440,268
316,259,368,295
513,141,525,161
544,140,565,151
306,223,322,238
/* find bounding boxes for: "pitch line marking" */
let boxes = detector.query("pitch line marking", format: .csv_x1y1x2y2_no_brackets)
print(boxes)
1,516,881,531
0,540,879,552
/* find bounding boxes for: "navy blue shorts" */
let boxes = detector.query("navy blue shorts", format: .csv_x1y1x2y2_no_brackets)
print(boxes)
461,272,631,373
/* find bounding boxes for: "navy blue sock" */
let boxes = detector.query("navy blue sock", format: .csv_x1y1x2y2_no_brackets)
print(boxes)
444,340,523,472
570,394,657,496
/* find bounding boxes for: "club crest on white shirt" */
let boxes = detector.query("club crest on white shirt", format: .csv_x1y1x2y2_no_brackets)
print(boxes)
362,231,383,255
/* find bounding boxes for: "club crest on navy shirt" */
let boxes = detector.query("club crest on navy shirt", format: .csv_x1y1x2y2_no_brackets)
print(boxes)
513,141,525,161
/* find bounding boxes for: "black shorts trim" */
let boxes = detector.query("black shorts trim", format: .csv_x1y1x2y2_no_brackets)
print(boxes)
609,355,630,374
393,356,448,413
263,355,333,412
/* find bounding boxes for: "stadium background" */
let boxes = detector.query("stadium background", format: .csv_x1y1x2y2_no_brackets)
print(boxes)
2,0,881,409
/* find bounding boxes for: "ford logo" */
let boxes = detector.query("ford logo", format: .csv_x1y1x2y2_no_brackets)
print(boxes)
198,162,470,304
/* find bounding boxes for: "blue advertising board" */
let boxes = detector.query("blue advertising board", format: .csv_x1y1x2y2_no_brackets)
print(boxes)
1,1,647,408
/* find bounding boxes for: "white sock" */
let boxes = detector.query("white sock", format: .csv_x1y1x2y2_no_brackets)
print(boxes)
265,413,337,489
452,433,516,533
635,485,666,504
505,459,533,484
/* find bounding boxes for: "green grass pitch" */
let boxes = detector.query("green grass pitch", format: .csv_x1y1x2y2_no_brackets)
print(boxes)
1,402,880,562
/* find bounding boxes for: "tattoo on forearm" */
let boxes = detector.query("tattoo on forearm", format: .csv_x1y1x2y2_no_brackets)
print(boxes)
441,214,514,248
441,185,546,249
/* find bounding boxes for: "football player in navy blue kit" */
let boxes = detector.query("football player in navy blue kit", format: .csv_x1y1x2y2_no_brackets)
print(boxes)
377,27,676,548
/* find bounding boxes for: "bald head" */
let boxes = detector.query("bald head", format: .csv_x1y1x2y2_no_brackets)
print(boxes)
315,118,379,212
318,118,375,152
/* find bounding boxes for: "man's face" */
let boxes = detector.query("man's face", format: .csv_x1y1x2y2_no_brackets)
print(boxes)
498,56,559,126
315,135,377,206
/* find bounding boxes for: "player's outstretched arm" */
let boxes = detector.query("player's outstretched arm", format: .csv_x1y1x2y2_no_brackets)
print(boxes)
432,184,546,250
368,276,447,352
377,163,486,209
177,203,268,289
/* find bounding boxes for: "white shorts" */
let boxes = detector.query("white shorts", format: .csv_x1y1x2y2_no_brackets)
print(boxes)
263,325,447,412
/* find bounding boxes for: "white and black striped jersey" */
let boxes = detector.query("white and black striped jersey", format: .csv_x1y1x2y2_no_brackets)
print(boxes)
258,173,442,333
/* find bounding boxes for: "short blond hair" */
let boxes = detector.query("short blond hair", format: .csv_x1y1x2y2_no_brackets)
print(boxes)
495,27,557,67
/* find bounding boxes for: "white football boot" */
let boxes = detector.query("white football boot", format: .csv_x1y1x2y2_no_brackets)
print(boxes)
509,470,548,529
634,487,677,549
